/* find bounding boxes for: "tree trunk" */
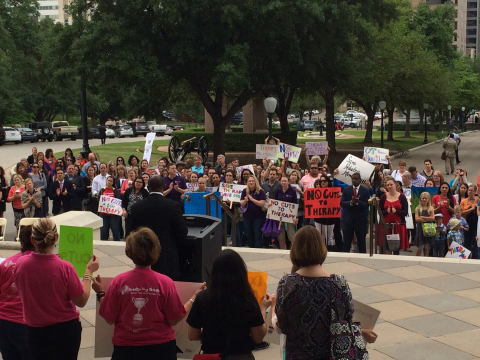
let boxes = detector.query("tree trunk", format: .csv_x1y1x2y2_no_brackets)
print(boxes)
212,119,227,160
322,90,336,154
431,110,436,132
363,106,376,143
387,106,394,141
404,108,411,138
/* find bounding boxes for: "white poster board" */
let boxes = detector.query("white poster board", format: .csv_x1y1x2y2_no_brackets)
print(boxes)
142,148,152,164
306,142,328,156
145,132,156,149
236,164,255,177
219,183,247,203
95,279,202,359
266,199,298,224
277,143,301,163
98,195,122,216
186,183,199,192
337,154,375,185
256,144,279,159
352,300,380,330
446,241,471,259
403,188,414,230
364,147,389,164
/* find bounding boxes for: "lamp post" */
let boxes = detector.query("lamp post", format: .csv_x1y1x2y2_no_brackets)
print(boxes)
80,75,91,158
461,106,465,132
264,97,277,143
423,103,428,144
447,105,451,133
379,101,386,148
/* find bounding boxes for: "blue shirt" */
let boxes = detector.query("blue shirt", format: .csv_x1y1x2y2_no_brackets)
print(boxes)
448,216,469,238
447,229,463,246
192,165,204,175
435,223,446,241
164,175,187,207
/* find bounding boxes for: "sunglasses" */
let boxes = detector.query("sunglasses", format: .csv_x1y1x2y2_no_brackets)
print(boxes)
32,165,39,168
311,167,318,170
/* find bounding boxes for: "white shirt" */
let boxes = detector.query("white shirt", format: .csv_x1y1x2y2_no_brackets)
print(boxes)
92,174,111,196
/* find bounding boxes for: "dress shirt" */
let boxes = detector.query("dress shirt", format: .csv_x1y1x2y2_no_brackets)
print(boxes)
92,174,111,196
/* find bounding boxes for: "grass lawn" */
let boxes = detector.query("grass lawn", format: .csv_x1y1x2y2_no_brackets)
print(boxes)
54,140,169,165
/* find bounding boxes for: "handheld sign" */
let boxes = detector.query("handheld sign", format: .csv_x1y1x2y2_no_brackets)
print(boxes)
364,147,389,164
236,164,255,178
219,183,246,203
304,187,342,218
256,144,279,159
58,225,93,277
247,272,268,308
352,300,380,330
145,132,155,149
266,199,298,224
277,143,301,163
337,154,375,185
306,142,328,156
98,195,122,216
186,183,199,192
446,241,471,259
142,147,152,164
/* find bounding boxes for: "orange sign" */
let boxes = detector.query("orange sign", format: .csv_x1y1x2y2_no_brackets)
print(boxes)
247,271,268,308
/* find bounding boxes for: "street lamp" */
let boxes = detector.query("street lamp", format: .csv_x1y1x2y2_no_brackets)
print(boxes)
461,106,466,132
264,97,277,143
379,101,386,148
423,103,428,144
447,105,451,132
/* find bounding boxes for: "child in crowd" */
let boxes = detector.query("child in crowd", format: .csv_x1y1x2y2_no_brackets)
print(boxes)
448,205,469,239
447,218,464,248
433,214,446,257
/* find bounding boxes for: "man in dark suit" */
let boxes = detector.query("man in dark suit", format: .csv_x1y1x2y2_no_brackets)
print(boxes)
66,164,85,210
130,176,188,280
340,172,370,253
49,168,74,215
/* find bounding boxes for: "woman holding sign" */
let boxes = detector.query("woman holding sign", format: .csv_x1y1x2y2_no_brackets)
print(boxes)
98,176,122,241
240,176,266,248
271,176,298,249
313,176,338,251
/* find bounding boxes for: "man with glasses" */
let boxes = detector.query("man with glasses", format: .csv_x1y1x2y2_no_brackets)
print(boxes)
301,164,321,190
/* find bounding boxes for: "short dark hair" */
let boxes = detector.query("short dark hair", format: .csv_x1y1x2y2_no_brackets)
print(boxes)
125,227,161,266
408,166,416,173
167,163,176,170
148,175,164,192
351,172,360,179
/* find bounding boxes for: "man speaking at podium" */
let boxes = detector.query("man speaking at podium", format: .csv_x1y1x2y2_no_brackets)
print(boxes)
130,176,187,280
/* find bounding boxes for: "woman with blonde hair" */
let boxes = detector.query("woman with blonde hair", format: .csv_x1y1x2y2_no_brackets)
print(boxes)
21,178,42,218
7,175,26,229
414,192,435,257
13,218,99,360
93,227,203,360
108,161,117,178
433,171,444,188
240,176,266,248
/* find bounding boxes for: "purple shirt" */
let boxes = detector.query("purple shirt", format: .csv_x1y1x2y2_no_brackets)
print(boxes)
240,188,266,219
164,175,187,207
274,186,298,204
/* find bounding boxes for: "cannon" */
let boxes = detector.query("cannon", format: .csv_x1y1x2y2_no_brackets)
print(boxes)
168,136,209,164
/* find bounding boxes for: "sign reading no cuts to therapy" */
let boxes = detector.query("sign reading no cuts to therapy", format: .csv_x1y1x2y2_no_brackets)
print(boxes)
277,143,301,163
266,199,298,223
219,183,246,203
98,195,123,216
304,187,342,218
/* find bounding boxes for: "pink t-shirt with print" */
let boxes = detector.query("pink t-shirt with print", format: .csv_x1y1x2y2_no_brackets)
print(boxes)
0,251,34,324
14,253,84,327
301,173,320,190
99,267,186,346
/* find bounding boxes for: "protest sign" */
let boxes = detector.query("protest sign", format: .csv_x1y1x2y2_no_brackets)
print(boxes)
337,154,375,185
58,225,93,277
247,272,268,308
446,241,471,259
236,164,255,177
304,187,342,218
306,142,328,156
184,192,222,219
256,144,279,159
411,186,439,214
98,195,122,216
402,188,414,230
219,183,246,203
145,132,155,149
266,199,298,224
95,279,202,359
363,147,389,164
142,147,152,164
277,143,302,163
186,183,199,192
352,300,380,330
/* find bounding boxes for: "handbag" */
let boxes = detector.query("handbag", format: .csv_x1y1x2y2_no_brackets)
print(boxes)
422,222,436,237
329,277,369,360
441,151,446,161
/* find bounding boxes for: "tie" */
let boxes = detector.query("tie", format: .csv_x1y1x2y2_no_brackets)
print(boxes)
354,187,357,197
60,182,63,193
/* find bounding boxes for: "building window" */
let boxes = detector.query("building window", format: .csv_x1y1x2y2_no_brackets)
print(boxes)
39,5,59,10
468,20,477,26
455,21,457,30
454,34,458,41
468,10,477,17
467,28,477,35
64,18,69,24
468,2,478,8
467,38,477,44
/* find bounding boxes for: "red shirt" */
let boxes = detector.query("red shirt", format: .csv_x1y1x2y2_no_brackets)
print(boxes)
7,186,25,210
14,253,84,327
0,251,34,324
99,267,186,346
432,195,456,226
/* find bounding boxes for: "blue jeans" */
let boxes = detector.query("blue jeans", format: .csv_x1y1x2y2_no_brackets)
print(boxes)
244,217,265,248
0,319,32,360
100,214,121,241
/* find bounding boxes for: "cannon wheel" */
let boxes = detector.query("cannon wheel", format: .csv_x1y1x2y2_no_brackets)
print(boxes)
168,136,181,163
198,136,209,164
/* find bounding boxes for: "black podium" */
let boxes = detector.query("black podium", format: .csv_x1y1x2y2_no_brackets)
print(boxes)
178,214,222,282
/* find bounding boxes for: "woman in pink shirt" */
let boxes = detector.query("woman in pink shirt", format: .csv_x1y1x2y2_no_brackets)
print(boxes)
13,218,99,360
7,175,26,230
92,227,204,360
0,225,35,360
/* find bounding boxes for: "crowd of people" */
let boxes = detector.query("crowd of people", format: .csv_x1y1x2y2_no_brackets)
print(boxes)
0,139,479,258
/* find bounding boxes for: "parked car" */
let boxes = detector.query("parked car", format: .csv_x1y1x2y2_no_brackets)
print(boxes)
113,125,134,138
346,110,367,119
51,121,79,141
168,125,185,131
27,122,53,142
79,126,101,139
287,114,296,119
3,127,22,144
17,128,38,143
127,121,150,137
296,120,315,131
0,125,5,146
162,110,176,121
105,127,115,138
147,121,170,136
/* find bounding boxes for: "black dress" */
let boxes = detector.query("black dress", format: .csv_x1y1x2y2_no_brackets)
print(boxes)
0,176,7,213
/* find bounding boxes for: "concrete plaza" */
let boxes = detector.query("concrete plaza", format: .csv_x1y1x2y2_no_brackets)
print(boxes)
1,243,480,360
